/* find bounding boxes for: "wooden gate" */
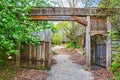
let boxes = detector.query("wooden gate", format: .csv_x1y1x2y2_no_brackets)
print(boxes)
20,29,51,69
90,17,108,67
91,35,107,67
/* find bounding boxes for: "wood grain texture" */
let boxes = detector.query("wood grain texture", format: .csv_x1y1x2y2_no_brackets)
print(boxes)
72,16,87,26
30,7,117,16
106,17,112,69
86,16,91,69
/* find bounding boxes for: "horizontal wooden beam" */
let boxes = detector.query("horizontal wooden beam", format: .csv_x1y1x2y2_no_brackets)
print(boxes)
90,31,108,36
29,15,87,26
29,16,76,21
30,7,119,16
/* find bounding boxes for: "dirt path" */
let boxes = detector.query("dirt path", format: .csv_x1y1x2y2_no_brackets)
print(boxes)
13,46,113,80
47,46,94,80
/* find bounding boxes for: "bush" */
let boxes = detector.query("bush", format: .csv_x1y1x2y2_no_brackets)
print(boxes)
52,33,62,45
66,42,80,48
51,50,57,55
111,43,120,79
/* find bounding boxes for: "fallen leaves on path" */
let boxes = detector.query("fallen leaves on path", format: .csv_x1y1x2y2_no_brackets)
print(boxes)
14,69,49,80
91,68,114,80
52,47,86,65
52,46,114,80
51,58,57,65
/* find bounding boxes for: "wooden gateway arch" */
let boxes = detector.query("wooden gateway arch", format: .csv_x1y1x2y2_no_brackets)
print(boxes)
29,7,116,69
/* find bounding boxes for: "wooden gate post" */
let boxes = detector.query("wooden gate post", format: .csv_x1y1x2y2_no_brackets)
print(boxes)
106,17,112,69
86,16,91,69
45,29,52,68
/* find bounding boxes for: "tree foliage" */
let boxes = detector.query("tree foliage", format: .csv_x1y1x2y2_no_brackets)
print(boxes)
0,0,54,65
50,0,86,48
99,0,120,79
53,21,85,48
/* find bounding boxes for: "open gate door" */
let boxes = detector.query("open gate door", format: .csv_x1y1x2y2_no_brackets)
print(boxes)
94,41,106,67
92,35,107,67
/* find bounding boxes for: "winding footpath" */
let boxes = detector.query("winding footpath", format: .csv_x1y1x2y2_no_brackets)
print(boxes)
46,53,94,80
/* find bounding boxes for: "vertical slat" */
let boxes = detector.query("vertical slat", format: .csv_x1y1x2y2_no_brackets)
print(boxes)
106,17,112,69
42,41,46,67
48,29,52,67
43,30,46,67
35,46,37,67
49,40,52,67
45,42,49,67
37,45,42,66
103,44,106,66
86,16,91,69
16,42,21,66
45,29,51,42
40,42,43,66
33,46,36,58
29,45,32,66
44,29,51,68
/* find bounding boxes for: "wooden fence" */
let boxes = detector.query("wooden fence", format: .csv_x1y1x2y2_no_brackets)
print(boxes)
20,29,51,69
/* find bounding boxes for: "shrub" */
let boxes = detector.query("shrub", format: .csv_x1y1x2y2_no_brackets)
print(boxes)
66,42,80,48
111,43,120,79
51,50,57,55
52,33,62,45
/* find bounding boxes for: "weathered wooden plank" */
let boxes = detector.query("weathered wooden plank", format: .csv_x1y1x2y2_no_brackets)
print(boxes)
16,42,21,66
90,31,108,36
106,17,112,69
30,15,87,26
29,45,32,66
90,17,107,32
29,16,75,21
44,29,51,68
86,16,91,69
44,29,52,67
48,41,52,67
30,7,118,16
36,45,41,66
45,29,51,42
